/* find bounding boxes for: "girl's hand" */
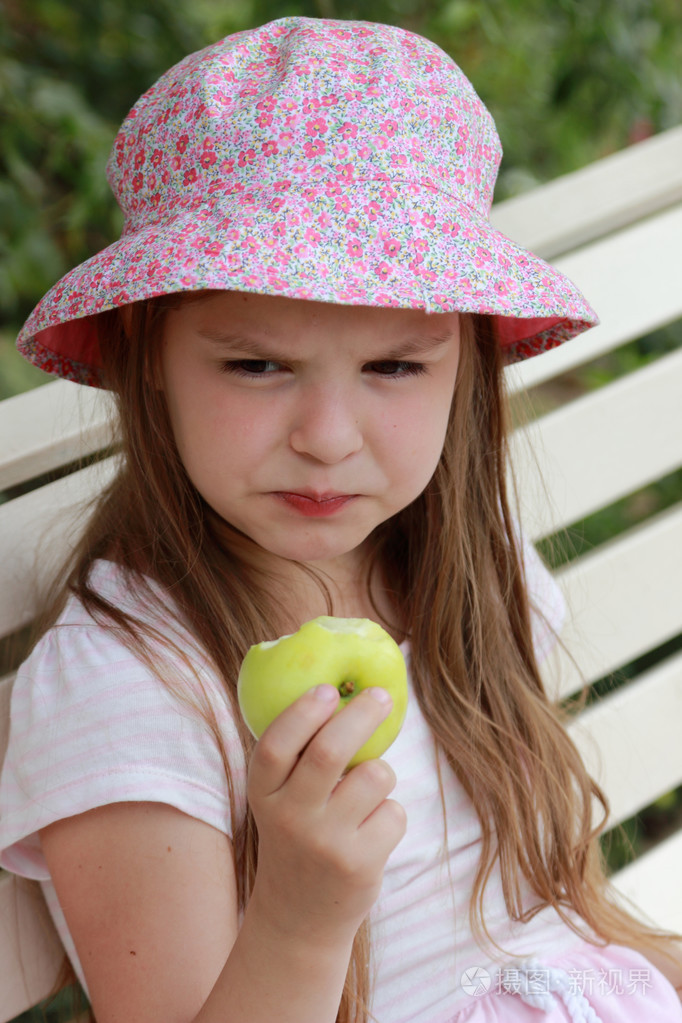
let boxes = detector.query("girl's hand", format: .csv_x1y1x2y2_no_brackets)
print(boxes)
246,683,407,948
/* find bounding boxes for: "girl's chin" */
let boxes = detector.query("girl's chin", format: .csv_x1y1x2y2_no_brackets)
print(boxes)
263,542,365,568
207,506,379,568
252,528,375,570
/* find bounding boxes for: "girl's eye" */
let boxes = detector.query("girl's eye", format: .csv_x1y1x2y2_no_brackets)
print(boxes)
221,359,283,377
220,359,427,378
366,360,427,378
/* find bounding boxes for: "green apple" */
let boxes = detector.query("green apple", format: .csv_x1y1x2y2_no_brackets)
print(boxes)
237,616,408,768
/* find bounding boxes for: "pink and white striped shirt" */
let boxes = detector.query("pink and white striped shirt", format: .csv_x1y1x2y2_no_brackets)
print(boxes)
0,553,582,1022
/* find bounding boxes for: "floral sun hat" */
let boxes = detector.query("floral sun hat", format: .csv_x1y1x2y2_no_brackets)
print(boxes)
18,17,598,388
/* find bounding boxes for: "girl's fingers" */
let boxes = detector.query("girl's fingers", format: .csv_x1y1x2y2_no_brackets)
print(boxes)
248,685,340,799
330,762,406,862
357,797,408,861
330,757,398,825
249,686,394,808
286,688,394,806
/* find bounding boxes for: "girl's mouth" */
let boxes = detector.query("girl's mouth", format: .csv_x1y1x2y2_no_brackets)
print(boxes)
273,492,358,517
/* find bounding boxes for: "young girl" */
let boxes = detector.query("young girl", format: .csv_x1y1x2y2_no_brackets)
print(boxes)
1,16,680,1023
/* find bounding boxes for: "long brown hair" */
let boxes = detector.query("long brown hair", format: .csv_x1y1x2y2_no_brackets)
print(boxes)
41,296,680,1021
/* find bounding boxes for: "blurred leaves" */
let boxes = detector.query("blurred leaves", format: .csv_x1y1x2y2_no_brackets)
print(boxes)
0,54,114,313
0,0,249,339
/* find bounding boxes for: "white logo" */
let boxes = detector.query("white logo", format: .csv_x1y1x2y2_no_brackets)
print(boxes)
460,966,492,997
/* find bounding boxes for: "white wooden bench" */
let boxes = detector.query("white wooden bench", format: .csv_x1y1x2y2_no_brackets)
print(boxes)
1,124,681,1021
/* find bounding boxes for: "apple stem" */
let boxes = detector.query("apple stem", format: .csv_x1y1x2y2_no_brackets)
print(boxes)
339,679,356,698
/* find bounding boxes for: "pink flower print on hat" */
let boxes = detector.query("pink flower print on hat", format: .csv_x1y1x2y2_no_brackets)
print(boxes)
18,16,597,387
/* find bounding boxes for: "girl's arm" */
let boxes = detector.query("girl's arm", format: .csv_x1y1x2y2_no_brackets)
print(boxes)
41,684,405,1023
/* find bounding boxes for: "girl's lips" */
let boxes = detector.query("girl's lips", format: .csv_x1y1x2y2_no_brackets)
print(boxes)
273,492,358,517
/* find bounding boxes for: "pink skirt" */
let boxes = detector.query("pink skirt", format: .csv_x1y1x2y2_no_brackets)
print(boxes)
452,941,682,1022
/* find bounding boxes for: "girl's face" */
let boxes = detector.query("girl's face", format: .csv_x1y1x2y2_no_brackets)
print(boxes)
159,291,461,577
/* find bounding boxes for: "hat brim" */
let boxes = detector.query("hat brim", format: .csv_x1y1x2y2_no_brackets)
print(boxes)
18,180,597,387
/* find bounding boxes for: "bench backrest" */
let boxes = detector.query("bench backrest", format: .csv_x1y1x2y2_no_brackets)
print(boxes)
1,125,681,1021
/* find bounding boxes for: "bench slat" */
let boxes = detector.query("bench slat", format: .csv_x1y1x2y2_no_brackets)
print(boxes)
0,872,64,1023
612,830,682,937
506,202,682,393
511,345,682,540
0,457,118,640
542,503,682,698
0,380,114,492
491,126,682,259
567,652,682,829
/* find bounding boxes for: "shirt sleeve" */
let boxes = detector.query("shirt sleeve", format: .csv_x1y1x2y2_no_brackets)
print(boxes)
0,616,247,882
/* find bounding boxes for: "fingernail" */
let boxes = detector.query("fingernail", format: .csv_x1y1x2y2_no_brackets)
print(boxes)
312,684,338,702
367,687,392,706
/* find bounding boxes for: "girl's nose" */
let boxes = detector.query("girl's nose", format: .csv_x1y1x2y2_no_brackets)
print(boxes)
288,385,364,464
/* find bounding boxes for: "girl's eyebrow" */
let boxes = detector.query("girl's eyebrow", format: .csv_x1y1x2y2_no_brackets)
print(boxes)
197,330,276,356
197,328,454,359
379,332,454,359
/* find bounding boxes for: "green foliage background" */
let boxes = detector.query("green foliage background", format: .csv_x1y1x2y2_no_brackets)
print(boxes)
1,0,681,397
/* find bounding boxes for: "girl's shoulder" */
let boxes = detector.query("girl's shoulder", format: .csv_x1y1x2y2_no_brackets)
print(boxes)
26,558,204,676
0,559,246,879
50,558,180,629
18,559,225,723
